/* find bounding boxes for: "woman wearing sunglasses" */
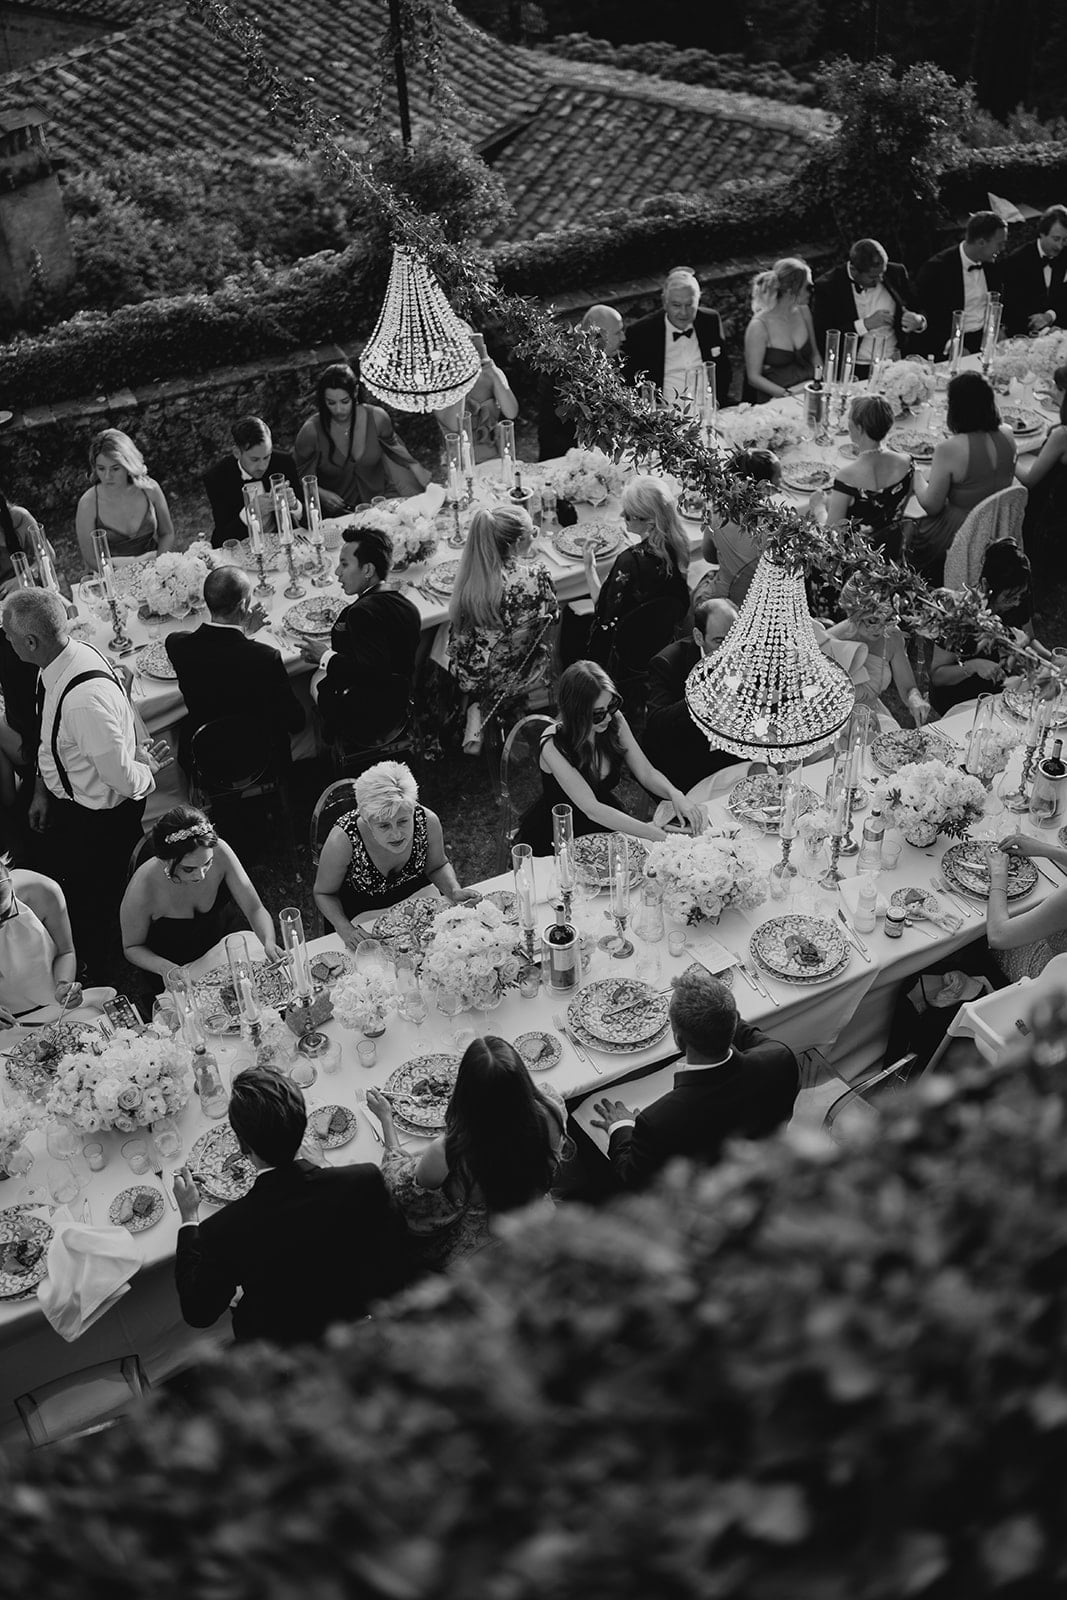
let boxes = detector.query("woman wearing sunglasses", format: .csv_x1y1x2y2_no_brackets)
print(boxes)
517,660,706,853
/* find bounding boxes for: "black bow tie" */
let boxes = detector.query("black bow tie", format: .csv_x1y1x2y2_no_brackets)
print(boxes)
672,327,694,341
967,263,984,273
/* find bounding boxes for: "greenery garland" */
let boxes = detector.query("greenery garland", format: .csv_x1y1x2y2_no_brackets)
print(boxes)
185,0,1058,692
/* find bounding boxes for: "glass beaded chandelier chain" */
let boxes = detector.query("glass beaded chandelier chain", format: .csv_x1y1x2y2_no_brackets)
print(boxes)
359,247,481,412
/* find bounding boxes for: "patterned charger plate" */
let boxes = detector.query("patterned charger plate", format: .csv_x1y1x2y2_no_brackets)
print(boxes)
109,1186,165,1233
728,775,819,826
887,426,941,460
1001,682,1067,728
370,896,442,952
193,959,292,1015
1001,407,1047,437
188,1126,257,1204
871,727,958,776
513,1031,562,1071
422,559,462,597
565,1000,670,1057
4,1021,99,1099
941,842,1038,901
780,457,833,493
575,978,669,1047
482,889,518,922
385,1054,460,1133
0,1208,51,1298
571,833,648,888
283,597,344,637
553,521,623,561
750,914,850,984
308,1104,358,1149
307,948,356,987
134,640,177,681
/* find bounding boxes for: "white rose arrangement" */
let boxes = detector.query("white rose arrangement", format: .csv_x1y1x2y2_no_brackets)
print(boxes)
548,448,627,506
989,331,1067,391
880,360,935,415
135,540,216,617
421,901,523,1010
45,1029,192,1133
644,834,767,926
346,503,438,571
874,760,987,840
714,404,806,454
332,969,398,1032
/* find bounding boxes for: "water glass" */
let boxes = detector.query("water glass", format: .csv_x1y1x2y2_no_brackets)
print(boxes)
402,992,429,1029
48,1160,81,1207
357,1038,377,1068
222,539,243,564
46,1123,77,1162
83,1140,107,1172
667,930,688,959
122,1138,151,1176
151,1118,183,1161
288,1055,317,1090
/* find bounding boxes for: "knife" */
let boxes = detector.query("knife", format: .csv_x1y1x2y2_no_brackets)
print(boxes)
836,908,872,963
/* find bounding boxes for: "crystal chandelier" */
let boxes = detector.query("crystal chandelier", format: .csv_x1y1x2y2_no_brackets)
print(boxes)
686,554,855,761
359,247,481,412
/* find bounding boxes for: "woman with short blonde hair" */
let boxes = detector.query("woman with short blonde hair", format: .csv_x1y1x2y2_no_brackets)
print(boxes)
75,427,175,568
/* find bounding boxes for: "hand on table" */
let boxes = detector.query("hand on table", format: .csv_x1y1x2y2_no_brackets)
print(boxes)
582,543,597,577
262,937,284,964
999,833,1050,860
300,638,329,665
590,1098,635,1134
664,798,707,835
173,1166,201,1224
450,887,482,904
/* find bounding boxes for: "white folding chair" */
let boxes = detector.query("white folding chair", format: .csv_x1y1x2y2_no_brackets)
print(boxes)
15,1355,149,1447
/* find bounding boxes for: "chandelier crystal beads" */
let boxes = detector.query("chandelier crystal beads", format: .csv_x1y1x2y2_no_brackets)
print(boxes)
359,247,481,412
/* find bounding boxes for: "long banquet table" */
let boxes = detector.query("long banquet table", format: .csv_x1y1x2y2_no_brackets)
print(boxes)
2,694,1055,1441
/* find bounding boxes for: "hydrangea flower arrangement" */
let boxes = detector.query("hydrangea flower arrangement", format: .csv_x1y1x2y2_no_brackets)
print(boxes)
874,760,987,841
45,1029,192,1133
421,901,523,1010
880,360,935,415
332,969,398,1032
644,834,767,925
989,331,1067,390
547,449,627,506
346,504,438,571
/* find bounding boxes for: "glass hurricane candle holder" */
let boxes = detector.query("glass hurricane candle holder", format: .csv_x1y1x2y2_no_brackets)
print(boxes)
302,474,331,587
243,483,273,597
600,833,634,958
90,530,133,654
513,842,538,963
552,803,575,922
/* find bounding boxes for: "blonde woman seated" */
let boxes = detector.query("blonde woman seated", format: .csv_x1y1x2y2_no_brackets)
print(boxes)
314,761,478,945
824,396,914,557
516,660,706,854
585,476,689,668
742,257,819,403
988,834,1067,981
448,504,559,707
816,577,929,729
75,429,175,568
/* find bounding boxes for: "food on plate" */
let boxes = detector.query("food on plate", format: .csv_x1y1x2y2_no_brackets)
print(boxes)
1,1238,43,1276
783,933,823,968
310,952,346,983
314,1107,350,1139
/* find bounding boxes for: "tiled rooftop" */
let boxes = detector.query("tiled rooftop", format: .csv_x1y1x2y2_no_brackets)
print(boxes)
0,0,545,163
2,0,151,21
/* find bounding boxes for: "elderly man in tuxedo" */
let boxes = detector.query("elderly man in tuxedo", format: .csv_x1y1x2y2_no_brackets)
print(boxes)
1000,205,1067,337
813,238,927,377
623,267,732,406
538,305,625,460
915,211,1007,358
642,597,738,795
203,415,303,549
590,966,798,1188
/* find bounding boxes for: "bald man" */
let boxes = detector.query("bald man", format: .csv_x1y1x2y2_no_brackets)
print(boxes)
623,268,732,405
537,305,625,460
643,597,738,793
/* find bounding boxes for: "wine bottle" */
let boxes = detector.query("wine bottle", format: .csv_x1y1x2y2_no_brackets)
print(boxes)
543,902,578,992
193,1045,228,1120
1045,739,1065,778
856,807,885,873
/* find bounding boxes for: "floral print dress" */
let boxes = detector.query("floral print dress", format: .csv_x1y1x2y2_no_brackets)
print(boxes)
449,561,559,695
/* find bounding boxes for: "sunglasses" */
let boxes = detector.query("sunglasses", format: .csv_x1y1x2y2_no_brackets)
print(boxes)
591,696,622,724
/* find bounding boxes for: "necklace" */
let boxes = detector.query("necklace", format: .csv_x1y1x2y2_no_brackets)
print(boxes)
855,444,885,457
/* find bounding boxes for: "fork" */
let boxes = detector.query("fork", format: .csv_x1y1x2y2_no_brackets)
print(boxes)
553,1011,600,1074
930,874,977,919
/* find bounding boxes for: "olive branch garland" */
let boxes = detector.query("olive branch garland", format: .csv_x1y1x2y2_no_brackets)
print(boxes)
184,0,1063,692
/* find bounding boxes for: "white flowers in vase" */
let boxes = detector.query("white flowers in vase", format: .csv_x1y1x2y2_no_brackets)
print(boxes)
874,759,987,842
332,969,398,1032
346,503,438,571
421,901,523,1010
714,405,806,454
136,541,217,617
45,1029,192,1133
0,1103,40,1174
644,834,767,926
880,360,935,415
547,448,627,506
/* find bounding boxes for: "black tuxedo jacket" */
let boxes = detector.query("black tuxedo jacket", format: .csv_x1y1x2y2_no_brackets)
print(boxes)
607,1021,798,1188
812,261,921,358
203,450,304,548
165,622,304,768
999,240,1067,336
915,245,1004,358
537,374,578,461
175,1158,413,1345
642,639,734,795
316,587,422,743
623,307,732,405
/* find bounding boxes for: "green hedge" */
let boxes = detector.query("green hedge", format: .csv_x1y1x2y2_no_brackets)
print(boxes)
4,1029,1067,1597
937,140,1067,216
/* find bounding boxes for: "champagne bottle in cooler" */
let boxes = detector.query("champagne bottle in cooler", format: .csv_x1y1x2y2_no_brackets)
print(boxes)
543,903,578,993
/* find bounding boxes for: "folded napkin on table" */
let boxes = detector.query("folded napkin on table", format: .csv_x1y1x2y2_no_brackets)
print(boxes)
37,1207,142,1342
402,482,445,518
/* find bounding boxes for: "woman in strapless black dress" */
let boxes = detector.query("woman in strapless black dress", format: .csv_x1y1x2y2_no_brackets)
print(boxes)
742,258,819,404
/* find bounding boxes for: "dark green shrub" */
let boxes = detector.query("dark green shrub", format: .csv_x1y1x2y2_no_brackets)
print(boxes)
4,1031,1067,1597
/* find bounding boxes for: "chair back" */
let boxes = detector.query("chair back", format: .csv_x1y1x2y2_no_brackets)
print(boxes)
608,595,688,719
309,779,361,866
823,1053,918,1145
332,673,419,781
125,831,154,882
481,621,557,722
943,484,1028,589
189,717,277,799
498,713,553,870
16,1356,148,1448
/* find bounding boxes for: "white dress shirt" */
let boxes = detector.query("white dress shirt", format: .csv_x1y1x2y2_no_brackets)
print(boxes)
37,640,153,809
960,243,989,333
662,315,701,403
850,280,898,363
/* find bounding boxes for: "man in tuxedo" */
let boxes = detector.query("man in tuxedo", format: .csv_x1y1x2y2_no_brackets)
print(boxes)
538,305,625,460
642,597,738,794
164,566,303,774
1000,205,1067,336
174,1067,413,1344
915,211,1007,358
590,967,798,1188
300,524,421,749
203,416,304,548
623,267,732,406
813,238,927,376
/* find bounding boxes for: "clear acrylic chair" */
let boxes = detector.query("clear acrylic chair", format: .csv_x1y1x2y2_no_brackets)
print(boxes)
15,1355,148,1448
497,713,554,871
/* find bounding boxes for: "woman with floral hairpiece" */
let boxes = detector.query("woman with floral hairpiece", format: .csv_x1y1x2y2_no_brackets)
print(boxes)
120,804,280,992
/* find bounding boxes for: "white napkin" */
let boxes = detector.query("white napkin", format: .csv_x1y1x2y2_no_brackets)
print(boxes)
37,1207,142,1342
839,877,889,921
405,483,446,518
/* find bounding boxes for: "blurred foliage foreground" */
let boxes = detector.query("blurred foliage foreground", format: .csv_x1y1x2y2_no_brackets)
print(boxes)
3,1010,1067,1597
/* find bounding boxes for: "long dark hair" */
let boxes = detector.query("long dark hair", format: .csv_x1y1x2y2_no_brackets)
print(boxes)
553,659,624,783
0,488,17,559
946,372,1000,435
444,1036,558,1212
315,362,362,463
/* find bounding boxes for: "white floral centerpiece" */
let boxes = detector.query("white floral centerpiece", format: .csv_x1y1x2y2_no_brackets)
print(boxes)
714,404,806,455
332,969,398,1033
0,1103,39,1175
966,727,1015,784
347,503,438,571
547,448,627,506
44,1029,192,1133
874,759,987,846
989,331,1067,391
644,834,767,926
134,541,216,617
421,901,523,1010
881,360,935,416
